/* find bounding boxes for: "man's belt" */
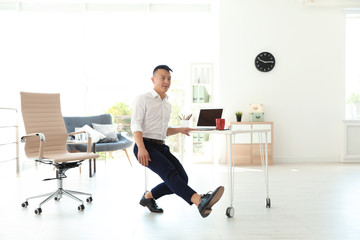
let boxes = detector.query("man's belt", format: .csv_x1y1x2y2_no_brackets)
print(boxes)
143,137,165,145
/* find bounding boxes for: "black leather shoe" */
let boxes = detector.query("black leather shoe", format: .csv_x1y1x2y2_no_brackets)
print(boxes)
139,193,163,213
198,186,224,218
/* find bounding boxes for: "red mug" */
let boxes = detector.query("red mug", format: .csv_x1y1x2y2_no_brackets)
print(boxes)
216,118,225,130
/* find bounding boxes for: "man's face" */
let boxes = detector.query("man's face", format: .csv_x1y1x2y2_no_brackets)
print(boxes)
152,69,171,95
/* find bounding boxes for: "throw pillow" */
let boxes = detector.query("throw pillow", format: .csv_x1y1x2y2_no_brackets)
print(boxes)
79,124,106,143
92,123,119,143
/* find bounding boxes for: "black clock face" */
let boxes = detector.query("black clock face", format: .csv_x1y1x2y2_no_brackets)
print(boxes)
255,52,275,72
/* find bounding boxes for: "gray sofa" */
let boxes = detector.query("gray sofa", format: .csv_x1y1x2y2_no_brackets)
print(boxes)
63,114,133,176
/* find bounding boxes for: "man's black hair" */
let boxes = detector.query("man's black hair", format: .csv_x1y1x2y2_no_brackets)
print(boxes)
153,65,173,75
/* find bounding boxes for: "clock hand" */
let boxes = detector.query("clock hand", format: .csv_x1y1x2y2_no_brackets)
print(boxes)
263,60,274,63
257,57,274,64
257,57,266,63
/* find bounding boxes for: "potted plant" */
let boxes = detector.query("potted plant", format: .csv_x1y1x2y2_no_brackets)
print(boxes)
235,111,243,122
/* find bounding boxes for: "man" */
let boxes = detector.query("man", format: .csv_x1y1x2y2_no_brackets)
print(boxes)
131,65,224,218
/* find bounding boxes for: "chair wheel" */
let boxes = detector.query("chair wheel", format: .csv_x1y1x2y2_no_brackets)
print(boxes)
21,201,29,208
78,204,85,211
266,198,271,208
54,197,60,201
34,208,42,215
226,207,235,218
86,197,93,203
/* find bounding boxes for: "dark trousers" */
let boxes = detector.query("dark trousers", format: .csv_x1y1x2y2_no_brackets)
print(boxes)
133,141,196,205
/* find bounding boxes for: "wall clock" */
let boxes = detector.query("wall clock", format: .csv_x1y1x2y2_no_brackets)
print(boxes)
255,52,276,72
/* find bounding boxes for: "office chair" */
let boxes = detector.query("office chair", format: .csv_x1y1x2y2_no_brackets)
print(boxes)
20,92,100,215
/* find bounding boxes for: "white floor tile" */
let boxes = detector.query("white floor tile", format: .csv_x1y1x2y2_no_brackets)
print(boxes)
1,155,360,240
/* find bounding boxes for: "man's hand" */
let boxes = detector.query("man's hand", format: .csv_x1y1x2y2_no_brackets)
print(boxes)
180,127,198,136
133,131,151,166
137,147,151,166
167,127,198,136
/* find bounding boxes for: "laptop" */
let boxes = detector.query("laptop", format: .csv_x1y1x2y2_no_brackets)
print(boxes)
195,108,223,131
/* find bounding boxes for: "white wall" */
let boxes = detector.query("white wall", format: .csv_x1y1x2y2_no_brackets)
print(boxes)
218,0,346,163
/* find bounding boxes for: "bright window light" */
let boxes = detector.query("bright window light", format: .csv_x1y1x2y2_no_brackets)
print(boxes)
346,12,360,119
0,2,218,117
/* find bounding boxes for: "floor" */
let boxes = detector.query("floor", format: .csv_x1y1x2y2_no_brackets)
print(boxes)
1,153,360,240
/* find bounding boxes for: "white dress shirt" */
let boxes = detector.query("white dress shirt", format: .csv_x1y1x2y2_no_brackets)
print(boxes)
131,89,171,141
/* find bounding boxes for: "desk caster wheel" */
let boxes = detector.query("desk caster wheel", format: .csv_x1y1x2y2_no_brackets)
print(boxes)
226,207,235,218
34,208,42,215
78,204,85,211
266,198,271,208
21,201,28,208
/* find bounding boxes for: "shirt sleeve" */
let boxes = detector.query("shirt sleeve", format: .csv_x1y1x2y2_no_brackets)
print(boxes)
131,94,145,133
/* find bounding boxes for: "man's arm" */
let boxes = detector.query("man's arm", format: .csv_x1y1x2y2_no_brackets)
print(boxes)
133,131,151,166
166,127,198,137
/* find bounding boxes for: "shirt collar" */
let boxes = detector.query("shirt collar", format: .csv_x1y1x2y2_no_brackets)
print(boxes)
151,88,169,100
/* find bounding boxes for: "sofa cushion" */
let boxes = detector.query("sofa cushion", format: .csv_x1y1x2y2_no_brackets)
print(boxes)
92,123,118,143
78,124,106,143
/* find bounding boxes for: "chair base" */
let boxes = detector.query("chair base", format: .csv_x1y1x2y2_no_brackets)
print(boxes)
22,187,93,215
21,161,93,214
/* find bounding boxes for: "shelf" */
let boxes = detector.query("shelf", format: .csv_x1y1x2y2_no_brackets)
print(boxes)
190,63,214,163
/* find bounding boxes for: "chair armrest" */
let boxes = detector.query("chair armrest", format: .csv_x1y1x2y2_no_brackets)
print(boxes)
68,130,87,137
21,132,46,143
67,130,93,153
117,132,129,141
21,132,46,159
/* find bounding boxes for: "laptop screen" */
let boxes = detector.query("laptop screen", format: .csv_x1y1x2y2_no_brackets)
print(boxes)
197,108,223,127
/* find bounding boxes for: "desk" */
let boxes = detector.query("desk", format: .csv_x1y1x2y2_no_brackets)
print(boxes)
189,128,271,218
67,140,96,177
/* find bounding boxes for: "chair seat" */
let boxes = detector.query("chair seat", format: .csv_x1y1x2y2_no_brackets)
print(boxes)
44,152,99,163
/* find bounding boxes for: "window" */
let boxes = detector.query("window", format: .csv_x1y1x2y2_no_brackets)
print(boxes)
0,1,219,160
346,12,360,119
0,2,218,115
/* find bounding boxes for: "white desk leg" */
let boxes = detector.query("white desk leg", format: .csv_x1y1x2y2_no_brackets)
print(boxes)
226,133,235,218
265,131,271,208
258,132,271,208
